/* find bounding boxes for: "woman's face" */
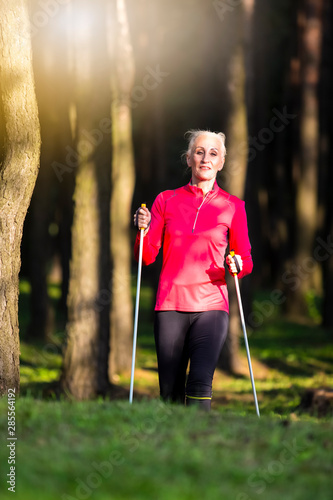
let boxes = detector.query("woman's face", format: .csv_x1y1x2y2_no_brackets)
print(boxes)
187,134,225,184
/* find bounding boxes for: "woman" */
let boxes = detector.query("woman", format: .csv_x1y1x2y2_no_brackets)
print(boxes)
134,130,253,410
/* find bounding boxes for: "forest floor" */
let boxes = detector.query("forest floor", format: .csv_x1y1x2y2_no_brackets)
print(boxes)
0,280,332,499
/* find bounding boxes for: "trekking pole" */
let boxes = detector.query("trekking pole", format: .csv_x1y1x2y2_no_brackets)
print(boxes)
230,250,260,418
129,204,146,404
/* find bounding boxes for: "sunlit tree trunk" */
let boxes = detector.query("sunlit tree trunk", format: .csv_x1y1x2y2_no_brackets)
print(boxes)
61,0,111,399
286,0,324,318
108,0,136,379
0,0,41,395
27,2,74,338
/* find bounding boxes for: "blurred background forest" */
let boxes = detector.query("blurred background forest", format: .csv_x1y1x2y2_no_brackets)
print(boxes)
1,0,333,401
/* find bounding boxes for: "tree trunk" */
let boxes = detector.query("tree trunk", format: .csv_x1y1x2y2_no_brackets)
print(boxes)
27,1,74,338
320,0,333,327
243,0,270,290
27,45,56,338
286,0,324,318
61,0,111,399
0,0,41,395
218,1,252,374
108,0,136,379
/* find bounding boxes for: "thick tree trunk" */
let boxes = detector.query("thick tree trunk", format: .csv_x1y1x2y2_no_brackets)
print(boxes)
218,1,252,374
0,0,41,395
286,0,324,318
61,0,111,399
108,0,136,379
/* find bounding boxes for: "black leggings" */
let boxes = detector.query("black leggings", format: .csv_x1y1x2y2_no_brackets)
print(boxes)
154,310,229,410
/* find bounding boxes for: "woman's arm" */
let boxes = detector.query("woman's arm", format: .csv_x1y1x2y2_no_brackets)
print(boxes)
228,200,253,279
134,193,165,265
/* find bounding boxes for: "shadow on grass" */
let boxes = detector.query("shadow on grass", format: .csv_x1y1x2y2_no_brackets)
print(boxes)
20,379,156,404
260,358,316,377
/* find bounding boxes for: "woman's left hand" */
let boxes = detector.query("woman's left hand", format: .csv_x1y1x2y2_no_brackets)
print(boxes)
226,253,243,275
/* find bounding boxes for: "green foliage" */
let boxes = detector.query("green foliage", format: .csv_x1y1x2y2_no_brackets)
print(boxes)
305,289,322,324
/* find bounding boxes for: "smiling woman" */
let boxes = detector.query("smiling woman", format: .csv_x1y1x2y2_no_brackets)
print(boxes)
185,130,226,195
133,129,253,410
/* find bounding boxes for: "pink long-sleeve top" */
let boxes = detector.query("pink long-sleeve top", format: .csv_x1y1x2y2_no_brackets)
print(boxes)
134,181,253,313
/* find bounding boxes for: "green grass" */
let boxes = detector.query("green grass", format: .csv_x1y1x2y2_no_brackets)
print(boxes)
0,399,332,500
0,280,331,499
17,280,333,415
0,397,333,500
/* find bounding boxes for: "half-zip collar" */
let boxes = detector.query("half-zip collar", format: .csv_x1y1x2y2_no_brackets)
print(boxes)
192,198,205,233
189,180,219,233
185,180,219,197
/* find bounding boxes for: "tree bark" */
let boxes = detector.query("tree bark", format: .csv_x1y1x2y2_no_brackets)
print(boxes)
27,1,74,338
0,0,41,395
218,1,252,374
108,0,136,379
286,0,324,318
61,0,111,399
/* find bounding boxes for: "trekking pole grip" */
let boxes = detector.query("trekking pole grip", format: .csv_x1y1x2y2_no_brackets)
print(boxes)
139,203,146,231
230,249,241,275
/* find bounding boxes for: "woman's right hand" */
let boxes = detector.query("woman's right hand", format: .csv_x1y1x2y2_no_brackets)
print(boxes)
133,206,151,235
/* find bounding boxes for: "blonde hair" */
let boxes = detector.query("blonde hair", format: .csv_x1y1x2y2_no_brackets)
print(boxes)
183,129,227,161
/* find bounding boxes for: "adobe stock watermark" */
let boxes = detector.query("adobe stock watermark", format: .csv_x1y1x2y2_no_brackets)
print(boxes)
61,402,173,500
213,0,242,22
52,117,112,183
220,106,297,188
246,234,333,330
33,337,63,367
247,107,296,161
115,65,170,110
27,0,70,40
67,269,132,324
52,64,169,183
236,438,307,499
